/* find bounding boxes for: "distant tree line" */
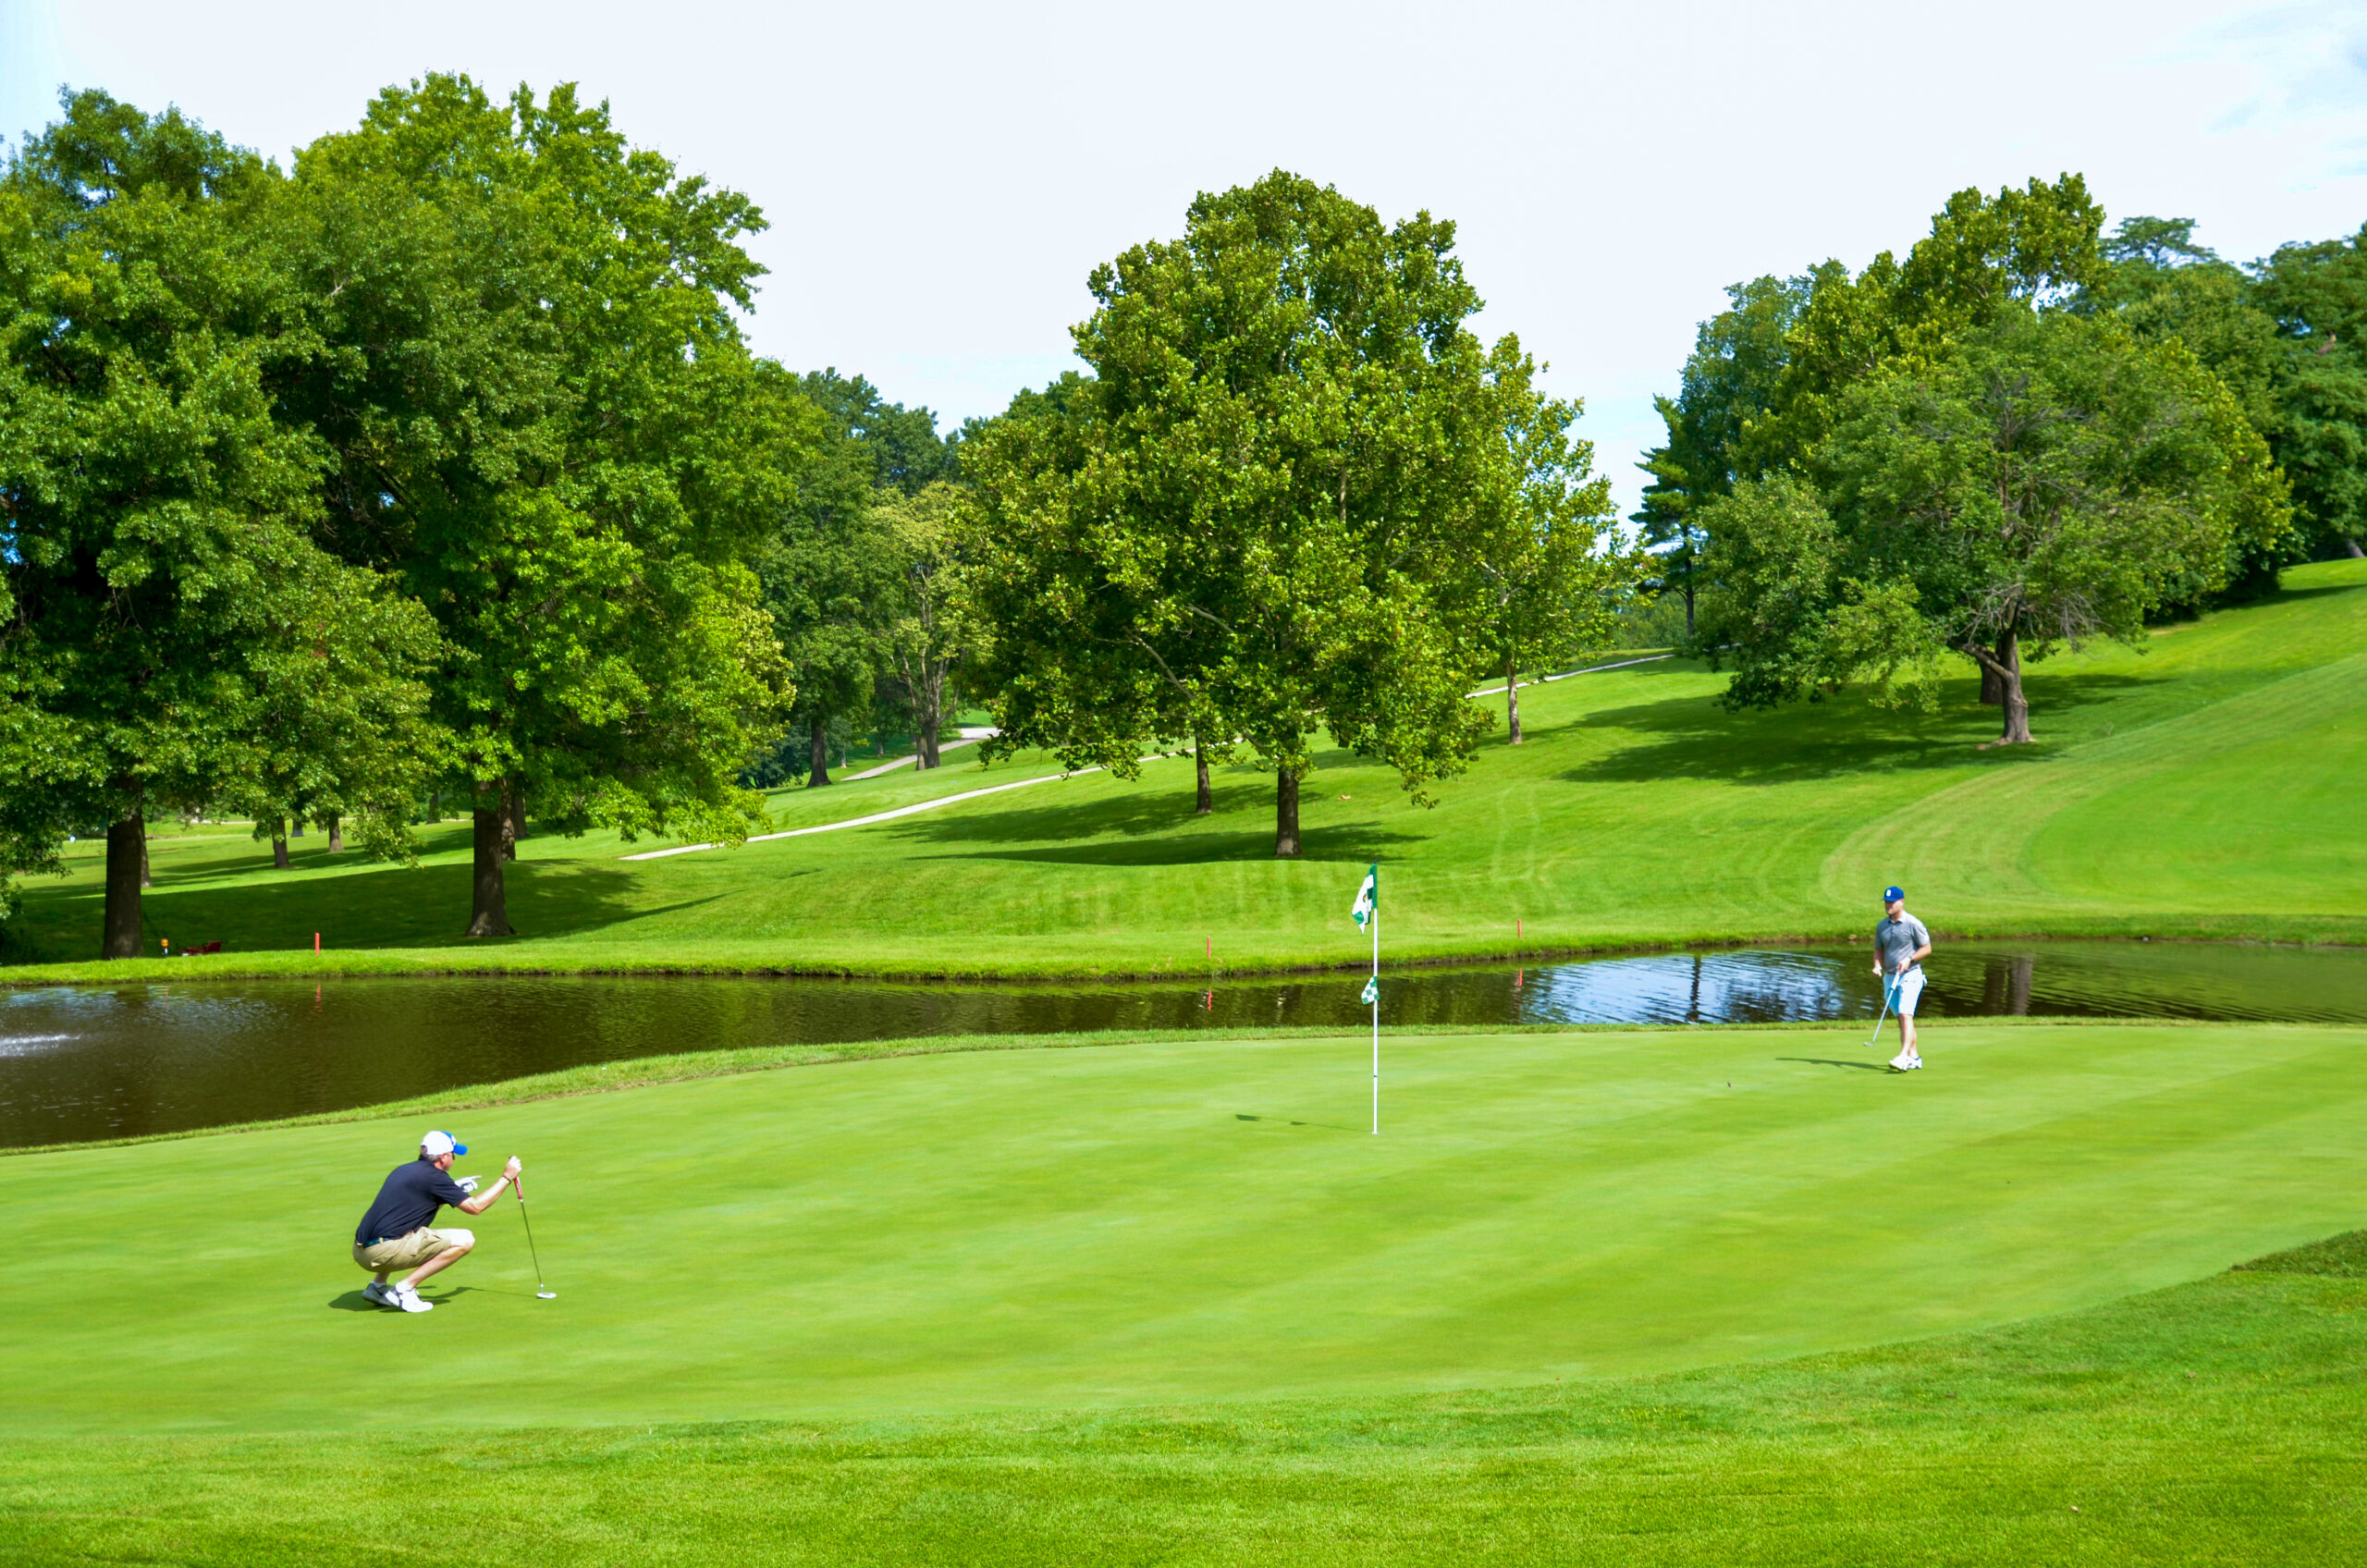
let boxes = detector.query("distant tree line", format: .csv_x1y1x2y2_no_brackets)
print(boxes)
1,90,1636,954
1637,176,2352,743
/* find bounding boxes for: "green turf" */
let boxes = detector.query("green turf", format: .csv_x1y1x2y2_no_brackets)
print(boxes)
8,558,2365,978
6,1021,2362,1438
4,1022,2364,1563
6,1268,2361,1566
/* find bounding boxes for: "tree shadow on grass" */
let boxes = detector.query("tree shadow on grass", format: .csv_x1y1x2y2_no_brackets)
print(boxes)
1563,671,2154,786
141,821,480,890
889,765,1420,864
2260,580,2365,606
16,857,702,960
935,824,1425,867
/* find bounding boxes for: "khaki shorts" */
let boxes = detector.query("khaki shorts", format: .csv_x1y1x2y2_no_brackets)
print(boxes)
353,1226,473,1273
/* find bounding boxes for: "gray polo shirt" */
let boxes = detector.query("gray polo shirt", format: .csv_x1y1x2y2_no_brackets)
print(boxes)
1875,911,1931,973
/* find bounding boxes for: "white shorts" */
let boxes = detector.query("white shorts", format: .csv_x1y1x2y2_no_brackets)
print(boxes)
1887,967,1926,1016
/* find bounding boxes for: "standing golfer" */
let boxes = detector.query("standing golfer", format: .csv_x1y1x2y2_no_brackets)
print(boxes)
1875,887,1932,1071
352,1130,522,1314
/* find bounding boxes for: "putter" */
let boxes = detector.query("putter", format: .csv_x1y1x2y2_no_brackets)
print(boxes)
514,1172,557,1299
1866,971,1895,1050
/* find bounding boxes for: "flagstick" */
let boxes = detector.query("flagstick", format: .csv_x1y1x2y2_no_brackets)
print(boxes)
1370,900,1380,1135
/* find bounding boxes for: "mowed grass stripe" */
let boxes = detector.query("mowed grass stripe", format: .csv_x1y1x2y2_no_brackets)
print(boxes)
4,1022,2362,1436
1828,642,2367,915
5,1263,2362,1565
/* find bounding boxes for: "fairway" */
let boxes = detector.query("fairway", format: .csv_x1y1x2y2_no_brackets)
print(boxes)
6,1021,2362,1438
12,558,2367,979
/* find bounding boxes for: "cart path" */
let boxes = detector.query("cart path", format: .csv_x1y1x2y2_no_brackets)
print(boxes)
623,654,1676,861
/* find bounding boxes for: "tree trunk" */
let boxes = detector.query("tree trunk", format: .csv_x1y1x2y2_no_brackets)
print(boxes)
502,783,523,861
292,819,305,837
807,714,832,787
465,805,515,937
140,825,153,889
325,813,344,853
272,824,291,870
1194,735,1213,815
2344,535,2364,559
917,667,945,769
104,814,144,959
1979,629,2017,704
1274,769,1302,858
1682,582,1696,641
1505,650,1524,744
1990,628,2033,745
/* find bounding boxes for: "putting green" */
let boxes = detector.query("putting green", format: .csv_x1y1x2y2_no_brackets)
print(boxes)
6,1022,2362,1437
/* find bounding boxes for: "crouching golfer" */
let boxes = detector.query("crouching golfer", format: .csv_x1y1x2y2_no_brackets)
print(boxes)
352,1130,522,1313
1876,887,1933,1072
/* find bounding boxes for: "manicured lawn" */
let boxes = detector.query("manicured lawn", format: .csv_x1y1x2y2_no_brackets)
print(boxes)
5,1267,2361,1565
2,1022,2362,1562
8,559,2366,979
6,1021,2363,1430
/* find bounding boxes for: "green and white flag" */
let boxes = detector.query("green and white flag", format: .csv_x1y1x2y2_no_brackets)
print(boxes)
1360,974,1379,1006
1350,864,1379,930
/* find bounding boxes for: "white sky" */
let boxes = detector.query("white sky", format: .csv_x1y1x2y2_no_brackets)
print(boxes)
5,1,2365,515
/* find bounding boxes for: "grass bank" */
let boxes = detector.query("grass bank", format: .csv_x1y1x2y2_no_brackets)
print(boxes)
6,1263,2361,1564
9,557,2365,981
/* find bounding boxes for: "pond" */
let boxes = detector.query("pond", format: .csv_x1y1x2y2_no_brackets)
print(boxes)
4,939,2363,1148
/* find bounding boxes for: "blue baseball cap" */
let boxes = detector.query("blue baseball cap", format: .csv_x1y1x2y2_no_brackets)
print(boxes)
421,1130,467,1158
1883,887,1905,903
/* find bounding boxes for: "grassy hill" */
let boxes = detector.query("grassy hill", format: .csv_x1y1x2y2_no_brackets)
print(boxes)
9,557,2364,980
4,1020,2363,1562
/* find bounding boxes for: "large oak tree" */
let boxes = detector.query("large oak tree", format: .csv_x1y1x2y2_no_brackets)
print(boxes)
0,92,438,957
279,77,809,935
963,172,1528,855
1698,310,2291,742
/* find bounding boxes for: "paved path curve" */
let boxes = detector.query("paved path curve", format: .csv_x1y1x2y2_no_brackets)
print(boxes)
621,654,1675,861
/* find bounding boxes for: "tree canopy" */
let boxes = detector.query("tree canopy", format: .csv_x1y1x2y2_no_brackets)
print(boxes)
1644,176,2301,744
0,91,438,956
280,75,811,935
2250,226,2367,559
963,172,1616,853
755,371,960,788
1699,310,2287,741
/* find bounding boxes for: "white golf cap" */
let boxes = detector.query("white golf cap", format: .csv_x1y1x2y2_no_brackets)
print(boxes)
421,1130,467,1158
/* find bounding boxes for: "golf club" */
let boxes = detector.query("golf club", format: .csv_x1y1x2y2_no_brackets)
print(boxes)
1866,970,1895,1049
515,1171,556,1299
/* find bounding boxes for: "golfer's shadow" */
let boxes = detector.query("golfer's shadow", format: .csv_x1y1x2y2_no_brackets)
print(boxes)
1776,1056,1891,1073
325,1284,521,1313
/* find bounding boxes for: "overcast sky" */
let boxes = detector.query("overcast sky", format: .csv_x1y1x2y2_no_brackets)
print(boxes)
5,1,2364,513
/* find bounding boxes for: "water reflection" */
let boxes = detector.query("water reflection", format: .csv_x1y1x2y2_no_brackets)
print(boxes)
4,939,2363,1147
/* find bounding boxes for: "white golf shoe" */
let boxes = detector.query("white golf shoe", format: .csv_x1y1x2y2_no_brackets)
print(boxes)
1889,1049,1915,1071
393,1284,435,1314
362,1280,397,1308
